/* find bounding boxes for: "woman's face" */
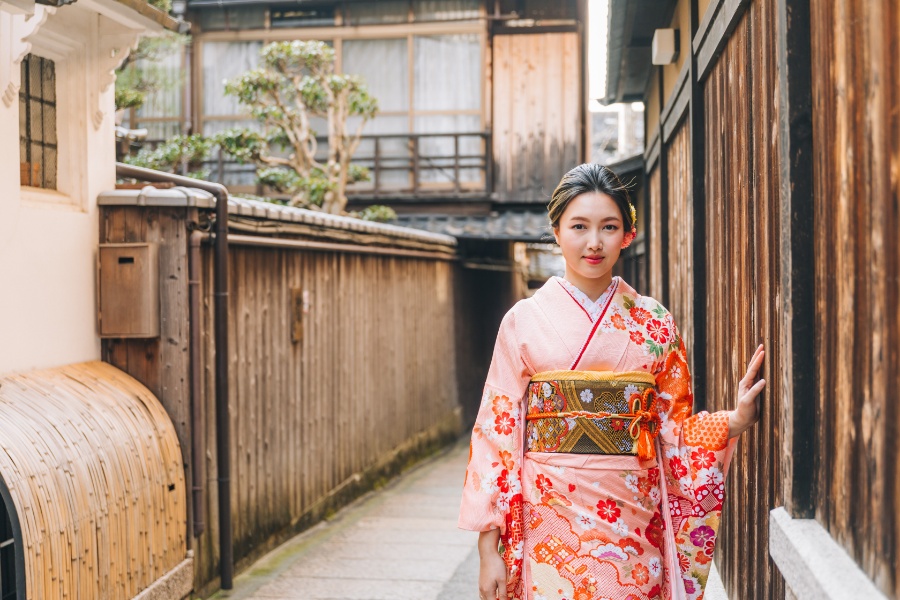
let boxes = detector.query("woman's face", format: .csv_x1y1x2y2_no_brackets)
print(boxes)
553,191,625,286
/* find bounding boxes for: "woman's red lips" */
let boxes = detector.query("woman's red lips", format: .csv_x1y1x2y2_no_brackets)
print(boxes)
584,256,604,264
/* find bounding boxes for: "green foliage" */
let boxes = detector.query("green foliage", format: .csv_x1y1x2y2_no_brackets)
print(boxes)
356,205,398,223
115,88,144,111
147,0,172,14
223,39,379,213
115,32,187,112
123,134,213,179
214,128,267,163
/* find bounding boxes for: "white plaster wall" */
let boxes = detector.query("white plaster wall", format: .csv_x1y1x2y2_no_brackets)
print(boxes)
0,4,128,376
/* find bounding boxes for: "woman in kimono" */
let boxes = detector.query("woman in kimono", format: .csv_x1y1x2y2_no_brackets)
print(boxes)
459,164,764,600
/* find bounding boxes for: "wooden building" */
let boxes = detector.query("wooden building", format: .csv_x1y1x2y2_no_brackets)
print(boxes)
123,0,594,426
604,0,899,598
129,0,588,221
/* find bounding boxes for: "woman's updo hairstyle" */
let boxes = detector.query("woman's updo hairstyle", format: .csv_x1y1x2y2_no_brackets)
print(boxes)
547,163,637,248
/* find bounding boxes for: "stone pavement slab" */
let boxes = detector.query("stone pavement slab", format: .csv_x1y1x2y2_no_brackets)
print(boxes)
208,439,479,600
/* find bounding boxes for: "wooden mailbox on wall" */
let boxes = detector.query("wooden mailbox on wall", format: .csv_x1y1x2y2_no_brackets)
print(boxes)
98,242,160,338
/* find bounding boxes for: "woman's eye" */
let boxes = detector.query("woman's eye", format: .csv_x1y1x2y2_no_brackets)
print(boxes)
604,224,620,231
572,224,586,230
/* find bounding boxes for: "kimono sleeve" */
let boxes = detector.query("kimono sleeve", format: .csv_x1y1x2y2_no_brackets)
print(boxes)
458,308,532,534
655,315,737,597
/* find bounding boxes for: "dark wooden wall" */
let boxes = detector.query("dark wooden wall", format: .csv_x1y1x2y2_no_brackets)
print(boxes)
702,2,785,598
665,123,693,365
492,32,581,202
810,0,900,595
647,167,664,299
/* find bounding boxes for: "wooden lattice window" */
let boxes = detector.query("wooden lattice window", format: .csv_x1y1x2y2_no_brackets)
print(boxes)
19,54,57,189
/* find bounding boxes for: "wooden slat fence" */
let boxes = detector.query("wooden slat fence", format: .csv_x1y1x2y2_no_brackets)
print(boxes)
810,0,900,594
100,198,461,594
701,1,785,598
195,243,459,586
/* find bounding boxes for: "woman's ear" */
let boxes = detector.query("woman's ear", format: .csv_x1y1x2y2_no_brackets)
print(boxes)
552,225,560,245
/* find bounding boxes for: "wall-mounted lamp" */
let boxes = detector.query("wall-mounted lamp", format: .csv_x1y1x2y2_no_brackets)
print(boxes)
652,29,680,65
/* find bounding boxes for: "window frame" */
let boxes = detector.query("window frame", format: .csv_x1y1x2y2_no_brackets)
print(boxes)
19,53,59,191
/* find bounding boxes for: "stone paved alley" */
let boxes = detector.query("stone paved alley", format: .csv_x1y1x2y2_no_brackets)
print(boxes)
209,440,479,600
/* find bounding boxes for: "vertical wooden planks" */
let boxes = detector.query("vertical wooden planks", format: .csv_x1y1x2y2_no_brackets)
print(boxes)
701,2,785,597
810,0,900,594
647,167,663,300
665,123,693,362
492,32,582,202
191,236,459,592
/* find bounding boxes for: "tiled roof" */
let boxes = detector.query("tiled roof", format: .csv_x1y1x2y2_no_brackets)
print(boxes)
397,210,551,242
98,186,457,248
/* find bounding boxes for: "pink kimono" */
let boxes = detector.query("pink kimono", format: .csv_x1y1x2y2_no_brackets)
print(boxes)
459,277,736,600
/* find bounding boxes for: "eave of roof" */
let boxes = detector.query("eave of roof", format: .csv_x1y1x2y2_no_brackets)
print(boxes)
603,0,677,105
112,0,181,31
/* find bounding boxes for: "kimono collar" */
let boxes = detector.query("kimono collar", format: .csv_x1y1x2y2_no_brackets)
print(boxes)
554,276,619,323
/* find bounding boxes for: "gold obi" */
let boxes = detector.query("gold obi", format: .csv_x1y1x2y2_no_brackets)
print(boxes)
524,371,661,460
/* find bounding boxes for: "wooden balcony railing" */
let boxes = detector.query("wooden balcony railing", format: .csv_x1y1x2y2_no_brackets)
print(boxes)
202,131,492,201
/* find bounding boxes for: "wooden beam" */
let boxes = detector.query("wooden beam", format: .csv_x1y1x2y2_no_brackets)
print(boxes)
694,0,750,81
775,0,815,519
689,0,707,411
661,62,691,143
657,67,670,307
644,129,661,173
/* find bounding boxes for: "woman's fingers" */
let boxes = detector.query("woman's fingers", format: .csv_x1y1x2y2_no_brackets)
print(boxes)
741,348,765,386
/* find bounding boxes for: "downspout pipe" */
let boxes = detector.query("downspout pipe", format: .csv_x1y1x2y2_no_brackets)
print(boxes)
188,229,205,538
114,163,234,590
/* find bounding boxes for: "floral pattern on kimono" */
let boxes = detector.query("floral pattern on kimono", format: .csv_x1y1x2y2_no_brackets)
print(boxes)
459,277,735,600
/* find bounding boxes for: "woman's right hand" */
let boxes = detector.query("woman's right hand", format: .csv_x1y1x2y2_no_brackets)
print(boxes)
478,529,507,599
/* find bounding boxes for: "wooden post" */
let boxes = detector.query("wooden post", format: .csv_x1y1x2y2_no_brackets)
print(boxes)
689,0,708,410
373,136,381,198
775,0,815,519
454,134,461,193
412,135,420,193
657,68,670,308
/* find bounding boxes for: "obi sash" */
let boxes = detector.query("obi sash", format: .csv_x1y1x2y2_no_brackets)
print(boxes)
524,371,661,460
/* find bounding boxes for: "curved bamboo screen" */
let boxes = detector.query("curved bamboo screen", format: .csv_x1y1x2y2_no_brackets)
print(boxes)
0,361,186,599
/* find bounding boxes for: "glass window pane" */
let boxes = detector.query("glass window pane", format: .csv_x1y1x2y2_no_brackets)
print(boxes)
202,41,263,117
197,7,265,31
43,103,56,145
413,0,479,21
345,1,409,25
30,143,44,187
342,39,409,113
29,99,43,143
271,6,335,27
135,48,183,122
347,115,411,191
413,34,480,112
42,58,56,102
414,115,482,185
43,145,57,189
28,58,41,96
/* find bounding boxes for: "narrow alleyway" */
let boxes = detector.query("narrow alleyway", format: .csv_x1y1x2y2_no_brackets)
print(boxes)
210,439,478,600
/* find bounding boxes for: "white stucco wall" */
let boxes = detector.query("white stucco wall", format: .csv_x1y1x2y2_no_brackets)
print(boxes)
0,2,156,376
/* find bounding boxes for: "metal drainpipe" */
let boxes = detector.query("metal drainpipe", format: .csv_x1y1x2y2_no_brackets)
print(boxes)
188,229,205,538
114,163,234,590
